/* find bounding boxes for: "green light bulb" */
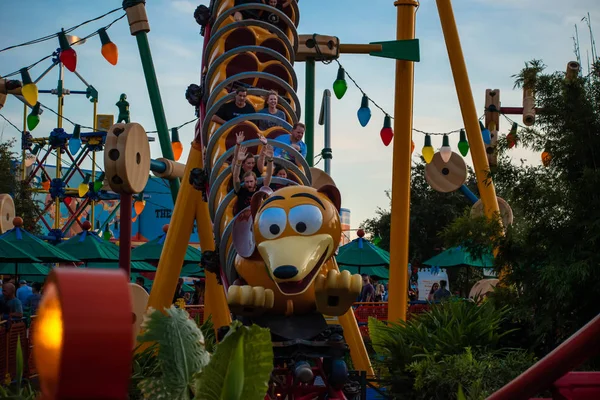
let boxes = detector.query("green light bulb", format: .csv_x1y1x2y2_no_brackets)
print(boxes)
458,129,469,156
27,102,41,131
332,67,348,99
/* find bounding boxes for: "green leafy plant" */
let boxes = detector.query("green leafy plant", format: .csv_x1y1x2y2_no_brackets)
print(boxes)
408,348,536,400
195,321,274,400
369,300,528,399
131,307,274,400
0,337,37,399
137,306,211,399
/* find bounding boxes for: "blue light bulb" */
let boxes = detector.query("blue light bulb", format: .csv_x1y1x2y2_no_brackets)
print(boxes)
69,124,82,154
357,95,371,127
479,121,491,145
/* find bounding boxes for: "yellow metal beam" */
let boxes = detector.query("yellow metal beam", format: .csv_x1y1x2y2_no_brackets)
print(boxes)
387,0,419,323
435,0,501,220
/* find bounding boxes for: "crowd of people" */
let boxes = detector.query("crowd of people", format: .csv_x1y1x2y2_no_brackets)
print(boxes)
0,277,42,323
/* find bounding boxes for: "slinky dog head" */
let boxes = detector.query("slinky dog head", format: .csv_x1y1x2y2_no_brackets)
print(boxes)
248,185,341,296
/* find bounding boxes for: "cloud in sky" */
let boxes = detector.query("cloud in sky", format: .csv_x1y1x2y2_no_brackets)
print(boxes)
0,0,598,234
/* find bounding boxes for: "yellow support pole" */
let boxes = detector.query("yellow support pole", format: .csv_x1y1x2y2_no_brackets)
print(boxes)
55,69,63,230
195,185,231,330
387,0,419,323
147,146,200,310
435,0,501,219
91,100,98,230
22,103,27,181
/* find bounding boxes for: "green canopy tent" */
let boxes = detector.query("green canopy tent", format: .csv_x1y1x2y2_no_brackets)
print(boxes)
0,222,79,279
57,226,144,264
131,228,203,265
422,246,495,297
0,223,79,263
85,261,157,272
335,235,390,280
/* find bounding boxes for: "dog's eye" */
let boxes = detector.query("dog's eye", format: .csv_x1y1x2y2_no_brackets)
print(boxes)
258,207,287,239
288,205,322,235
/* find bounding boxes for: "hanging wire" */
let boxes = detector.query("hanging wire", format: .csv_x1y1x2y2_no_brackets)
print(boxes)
1,12,126,78
331,59,486,136
146,118,199,134
38,103,94,130
0,7,122,54
0,114,22,133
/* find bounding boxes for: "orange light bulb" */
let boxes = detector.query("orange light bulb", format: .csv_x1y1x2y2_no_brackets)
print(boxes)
172,141,183,161
101,42,119,66
134,200,146,215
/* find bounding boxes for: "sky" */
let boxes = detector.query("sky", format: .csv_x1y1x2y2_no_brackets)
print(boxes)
0,0,598,232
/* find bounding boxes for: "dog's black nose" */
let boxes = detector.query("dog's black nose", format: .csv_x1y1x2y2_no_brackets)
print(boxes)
273,265,299,279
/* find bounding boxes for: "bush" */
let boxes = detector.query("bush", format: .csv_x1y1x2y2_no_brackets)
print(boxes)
369,300,534,399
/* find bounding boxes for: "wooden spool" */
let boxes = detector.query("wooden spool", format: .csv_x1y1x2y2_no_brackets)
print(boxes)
0,194,15,233
310,167,336,189
471,196,514,228
124,2,150,35
104,123,151,194
522,88,536,126
129,283,149,349
565,61,580,82
296,34,340,62
425,152,467,193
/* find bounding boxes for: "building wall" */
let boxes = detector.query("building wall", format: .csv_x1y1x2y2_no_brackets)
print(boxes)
340,207,351,246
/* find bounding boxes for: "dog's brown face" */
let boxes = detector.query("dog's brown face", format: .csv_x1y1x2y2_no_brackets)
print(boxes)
251,185,342,296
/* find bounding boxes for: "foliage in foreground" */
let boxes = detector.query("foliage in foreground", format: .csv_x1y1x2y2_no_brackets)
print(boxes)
130,306,273,400
369,300,535,399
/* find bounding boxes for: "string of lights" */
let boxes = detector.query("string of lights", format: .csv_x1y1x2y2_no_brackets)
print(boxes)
329,60,485,146
146,118,198,134
2,12,125,78
0,7,122,54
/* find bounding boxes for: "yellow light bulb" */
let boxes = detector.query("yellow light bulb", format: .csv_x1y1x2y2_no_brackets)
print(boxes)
35,283,63,392
21,83,38,106
78,183,89,197
422,146,435,163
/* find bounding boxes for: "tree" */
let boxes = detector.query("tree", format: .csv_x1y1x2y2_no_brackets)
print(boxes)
361,160,478,264
0,139,41,233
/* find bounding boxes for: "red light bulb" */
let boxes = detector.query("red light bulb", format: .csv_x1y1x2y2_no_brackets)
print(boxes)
380,115,394,146
60,48,77,72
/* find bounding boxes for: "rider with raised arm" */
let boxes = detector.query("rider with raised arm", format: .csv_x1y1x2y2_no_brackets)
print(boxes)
232,144,274,214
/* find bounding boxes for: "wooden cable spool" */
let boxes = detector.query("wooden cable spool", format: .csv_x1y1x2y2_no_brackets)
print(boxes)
471,196,514,228
129,283,149,348
104,123,151,195
0,194,15,233
425,151,467,193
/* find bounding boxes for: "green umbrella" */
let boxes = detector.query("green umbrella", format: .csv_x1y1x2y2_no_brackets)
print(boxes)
422,246,494,268
181,264,204,278
84,261,157,272
0,237,42,263
0,262,51,276
0,224,79,263
336,236,390,279
131,230,202,265
57,228,143,263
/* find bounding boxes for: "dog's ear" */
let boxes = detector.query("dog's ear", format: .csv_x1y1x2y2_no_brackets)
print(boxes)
317,184,341,212
250,186,273,218
232,208,255,258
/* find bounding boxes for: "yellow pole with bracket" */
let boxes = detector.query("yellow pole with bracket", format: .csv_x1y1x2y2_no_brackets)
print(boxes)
435,0,501,220
387,0,419,323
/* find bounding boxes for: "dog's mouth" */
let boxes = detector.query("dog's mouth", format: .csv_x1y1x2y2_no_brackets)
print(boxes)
276,247,329,295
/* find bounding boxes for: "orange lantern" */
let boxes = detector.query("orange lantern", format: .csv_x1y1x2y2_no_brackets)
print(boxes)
34,268,132,399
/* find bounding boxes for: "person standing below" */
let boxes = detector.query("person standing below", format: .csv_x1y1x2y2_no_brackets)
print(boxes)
1,283,23,320
258,90,287,131
16,280,32,304
433,280,452,302
24,282,42,315
359,274,374,303
232,144,274,214
212,87,256,125
273,122,306,163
